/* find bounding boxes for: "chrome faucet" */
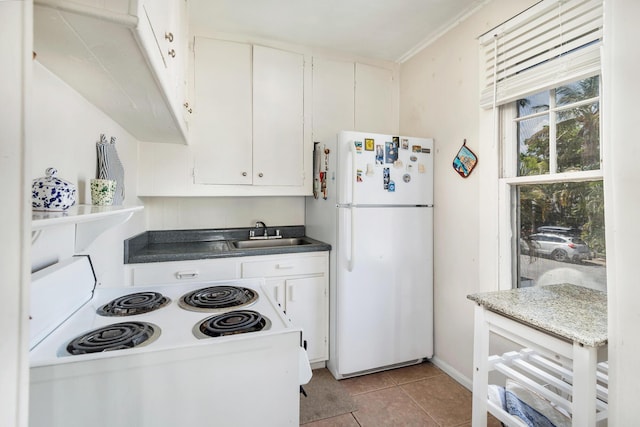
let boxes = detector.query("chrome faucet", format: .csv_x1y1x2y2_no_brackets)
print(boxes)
248,221,282,240
255,221,268,237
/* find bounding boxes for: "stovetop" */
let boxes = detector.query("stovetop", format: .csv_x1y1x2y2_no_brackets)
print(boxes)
29,257,294,367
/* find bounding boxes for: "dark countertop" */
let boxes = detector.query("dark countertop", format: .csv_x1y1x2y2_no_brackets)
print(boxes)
124,225,331,264
467,284,607,347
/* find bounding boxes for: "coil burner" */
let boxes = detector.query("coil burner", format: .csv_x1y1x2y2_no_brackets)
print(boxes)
194,310,271,338
97,292,170,316
66,321,160,355
179,285,258,312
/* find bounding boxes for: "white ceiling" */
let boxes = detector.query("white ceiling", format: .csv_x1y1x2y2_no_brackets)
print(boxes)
188,0,485,63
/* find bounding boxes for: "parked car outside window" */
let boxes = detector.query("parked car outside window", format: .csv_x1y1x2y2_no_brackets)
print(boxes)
526,233,590,263
535,226,580,236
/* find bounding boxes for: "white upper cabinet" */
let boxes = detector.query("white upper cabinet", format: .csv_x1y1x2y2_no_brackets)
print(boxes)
253,45,305,187
192,38,305,188
311,57,356,145
191,38,253,185
311,57,398,146
136,40,395,197
33,0,190,144
355,62,396,135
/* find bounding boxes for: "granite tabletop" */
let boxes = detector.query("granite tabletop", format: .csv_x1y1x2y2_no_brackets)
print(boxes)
467,284,607,347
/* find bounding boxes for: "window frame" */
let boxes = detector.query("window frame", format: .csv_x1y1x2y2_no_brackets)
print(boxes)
497,77,604,290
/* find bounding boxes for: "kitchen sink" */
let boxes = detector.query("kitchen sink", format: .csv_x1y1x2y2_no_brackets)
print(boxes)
230,237,312,249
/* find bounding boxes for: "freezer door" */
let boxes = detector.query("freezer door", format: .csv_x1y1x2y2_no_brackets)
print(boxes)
337,131,433,206
334,206,433,376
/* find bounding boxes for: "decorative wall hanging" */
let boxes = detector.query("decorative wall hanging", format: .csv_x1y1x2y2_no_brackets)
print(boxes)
453,139,478,178
313,142,321,199
322,146,330,200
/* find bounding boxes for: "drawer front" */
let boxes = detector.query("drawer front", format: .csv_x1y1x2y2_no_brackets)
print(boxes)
241,254,326,278
127,259,238,286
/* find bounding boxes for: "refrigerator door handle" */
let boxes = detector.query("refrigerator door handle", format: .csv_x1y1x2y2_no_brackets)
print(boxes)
350,142,357,204
347,207,355,272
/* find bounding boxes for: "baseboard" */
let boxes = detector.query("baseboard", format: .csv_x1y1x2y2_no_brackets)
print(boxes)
310,361,326,370
430,356,473,391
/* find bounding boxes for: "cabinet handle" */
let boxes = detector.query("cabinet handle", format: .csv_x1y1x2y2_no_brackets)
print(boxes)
276,263,294,269
258,172,264,178
176,270,199,279
183,102,192,114
242,172,248,177
165,32,174,42
168,49,176,58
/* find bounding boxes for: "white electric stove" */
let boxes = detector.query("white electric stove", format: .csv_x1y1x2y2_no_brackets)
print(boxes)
29,255,311,427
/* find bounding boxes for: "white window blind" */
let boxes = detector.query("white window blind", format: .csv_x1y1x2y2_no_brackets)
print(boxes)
479,0,602,109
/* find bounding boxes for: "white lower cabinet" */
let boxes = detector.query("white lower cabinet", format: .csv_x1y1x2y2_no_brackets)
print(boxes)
125,258,239,286
262,276,327,363
241,253,329,363
124,252,329,363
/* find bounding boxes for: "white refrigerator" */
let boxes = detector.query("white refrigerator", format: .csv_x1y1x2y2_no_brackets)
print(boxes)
306,130,434,379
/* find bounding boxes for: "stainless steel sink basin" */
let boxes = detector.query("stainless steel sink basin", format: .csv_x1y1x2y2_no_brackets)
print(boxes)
231,237,311,249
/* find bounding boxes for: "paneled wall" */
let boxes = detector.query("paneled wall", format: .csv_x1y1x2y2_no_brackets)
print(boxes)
398,0,539,385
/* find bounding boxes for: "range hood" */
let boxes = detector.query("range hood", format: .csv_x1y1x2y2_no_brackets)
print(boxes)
34,0,189,144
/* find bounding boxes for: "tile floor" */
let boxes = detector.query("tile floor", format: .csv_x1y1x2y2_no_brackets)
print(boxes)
301,362,502,427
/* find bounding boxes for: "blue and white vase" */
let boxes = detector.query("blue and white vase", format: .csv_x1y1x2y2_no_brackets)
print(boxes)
32,167,77,211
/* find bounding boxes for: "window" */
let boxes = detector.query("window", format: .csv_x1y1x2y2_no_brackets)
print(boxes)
502,76,606,291
479,0,605,291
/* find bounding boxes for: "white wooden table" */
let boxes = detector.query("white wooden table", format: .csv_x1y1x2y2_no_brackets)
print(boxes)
468,284,608,426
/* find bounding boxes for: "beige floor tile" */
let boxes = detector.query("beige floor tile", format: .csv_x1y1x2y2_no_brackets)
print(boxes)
340,371,396,396
301,365,498,426
301,413,360,426
385,361,444,385
455,413,503,427
401,375,473,427
352,387,439,427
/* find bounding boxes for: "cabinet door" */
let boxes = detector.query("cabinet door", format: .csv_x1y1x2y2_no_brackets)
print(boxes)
262,278,286,309
172,0,189,124
355,63,395,134
312,57,355,143
253,45,304,186
192,38,253,184
285,276,328,363
142,1,172,68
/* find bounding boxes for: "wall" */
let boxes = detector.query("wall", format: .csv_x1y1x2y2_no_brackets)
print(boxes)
398,0,539,385
142,196,305,230
30,62,145,287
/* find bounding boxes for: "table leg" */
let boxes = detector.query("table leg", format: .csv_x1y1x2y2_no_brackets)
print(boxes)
572,342,598,426
472,305,490,427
